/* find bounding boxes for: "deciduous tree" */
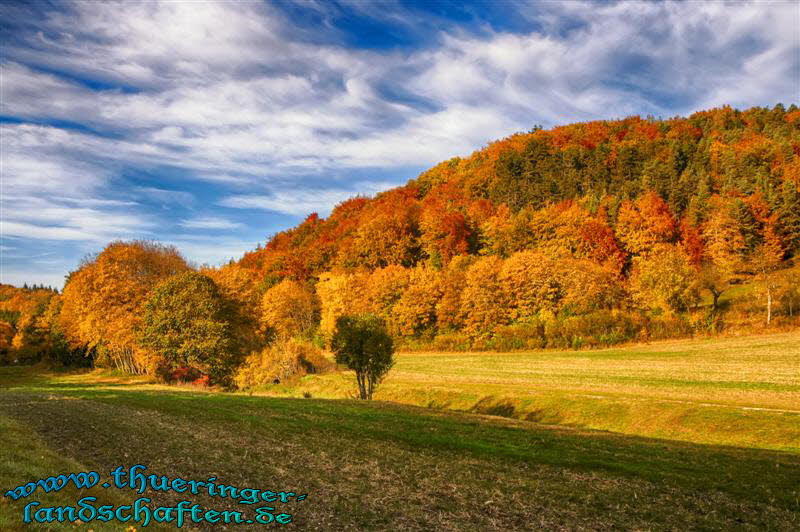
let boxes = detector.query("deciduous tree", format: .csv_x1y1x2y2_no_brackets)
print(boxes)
331,315,395,400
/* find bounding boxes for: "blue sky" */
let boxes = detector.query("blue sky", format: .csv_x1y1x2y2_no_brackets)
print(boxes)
1,0,798,288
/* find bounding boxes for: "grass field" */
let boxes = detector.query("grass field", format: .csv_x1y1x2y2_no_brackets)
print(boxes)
1,331,799,530
269,330,800,452
1,367,799,530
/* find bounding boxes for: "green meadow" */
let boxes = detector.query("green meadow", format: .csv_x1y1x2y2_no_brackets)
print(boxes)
270,330,800,452
1,330,799,530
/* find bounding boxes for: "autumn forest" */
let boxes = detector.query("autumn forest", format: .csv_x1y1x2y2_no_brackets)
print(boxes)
2,104,799,388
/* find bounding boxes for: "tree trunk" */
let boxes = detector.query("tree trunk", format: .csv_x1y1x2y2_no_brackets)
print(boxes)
357,372,367,400
367,376,375,401
766,287,772,326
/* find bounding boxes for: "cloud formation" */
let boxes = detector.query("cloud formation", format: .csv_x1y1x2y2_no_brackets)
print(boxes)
1,0,797,286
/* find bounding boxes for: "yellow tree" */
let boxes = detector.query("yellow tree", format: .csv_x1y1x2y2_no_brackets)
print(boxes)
479,205,536,257
261,279,319,339
560,260,625,314
203,263,261,318
499,251,563,321
702,196,747,276
629,244,700,315
435,256,473,331
203,262,263,352
459,256,509,340
59,241,189,373
700,195,748,310
316,271,370,341
391,266,443,336
364,265,411,324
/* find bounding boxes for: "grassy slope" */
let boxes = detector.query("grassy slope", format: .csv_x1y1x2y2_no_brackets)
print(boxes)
1,367,799,530
270,331,800,452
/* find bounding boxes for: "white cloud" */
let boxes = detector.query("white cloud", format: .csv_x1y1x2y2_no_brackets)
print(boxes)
5,0,794,184
219,181,395,216
160,236,262,268
179,216,243,230
133,187,195,205
1,196,154,242
0,0,797,285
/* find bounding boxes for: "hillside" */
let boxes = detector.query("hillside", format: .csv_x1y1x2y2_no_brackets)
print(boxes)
3,105,799,382
230,104,800,351
239,105,800,281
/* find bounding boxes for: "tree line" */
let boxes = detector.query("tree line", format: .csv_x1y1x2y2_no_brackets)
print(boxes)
1,105,798,387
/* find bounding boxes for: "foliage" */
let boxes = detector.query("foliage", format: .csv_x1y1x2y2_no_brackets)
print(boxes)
7,106,800,369
330,315,395,400
58,241,189,373
459,256,509,339
261,279,319,339
616,190,677,256
316,271,369,341
139,272,241,386
0,284,62,365
391,266,442,337
234,338,333,389
630,245,701,314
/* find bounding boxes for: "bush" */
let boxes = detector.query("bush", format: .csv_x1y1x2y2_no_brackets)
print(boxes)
157,365,202,384
234,339,332,390
643,314,694,340
487,321,546,351
431,331,471,351
556,311,639,348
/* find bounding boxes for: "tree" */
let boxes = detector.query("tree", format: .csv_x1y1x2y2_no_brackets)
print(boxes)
750,242,783,326
336,188,421,269
499,251,563,321
261,279,319,339
330,315,394,400
316,271,370,341
435,256,472,331
58,241,189,373
365,265,411,324
459,256,509,340
139,272,241,385
616,190,677,256
778,268,800,318
391,266,443,337
702,196,747,275
629,244,700,314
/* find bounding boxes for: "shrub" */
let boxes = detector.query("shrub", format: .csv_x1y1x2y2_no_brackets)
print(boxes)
431,331,471,351
644,314,694,340
488,321,546,351
157,365,202,384
543,311,640,349
234,338,332,390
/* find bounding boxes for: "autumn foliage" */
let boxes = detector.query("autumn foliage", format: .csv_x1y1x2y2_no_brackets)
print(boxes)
3,105,800,382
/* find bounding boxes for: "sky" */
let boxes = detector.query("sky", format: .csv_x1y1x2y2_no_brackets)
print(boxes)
1,0,798,289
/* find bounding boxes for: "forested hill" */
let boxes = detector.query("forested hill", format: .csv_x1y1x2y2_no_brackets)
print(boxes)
5,105,800,377
239,105,800,284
